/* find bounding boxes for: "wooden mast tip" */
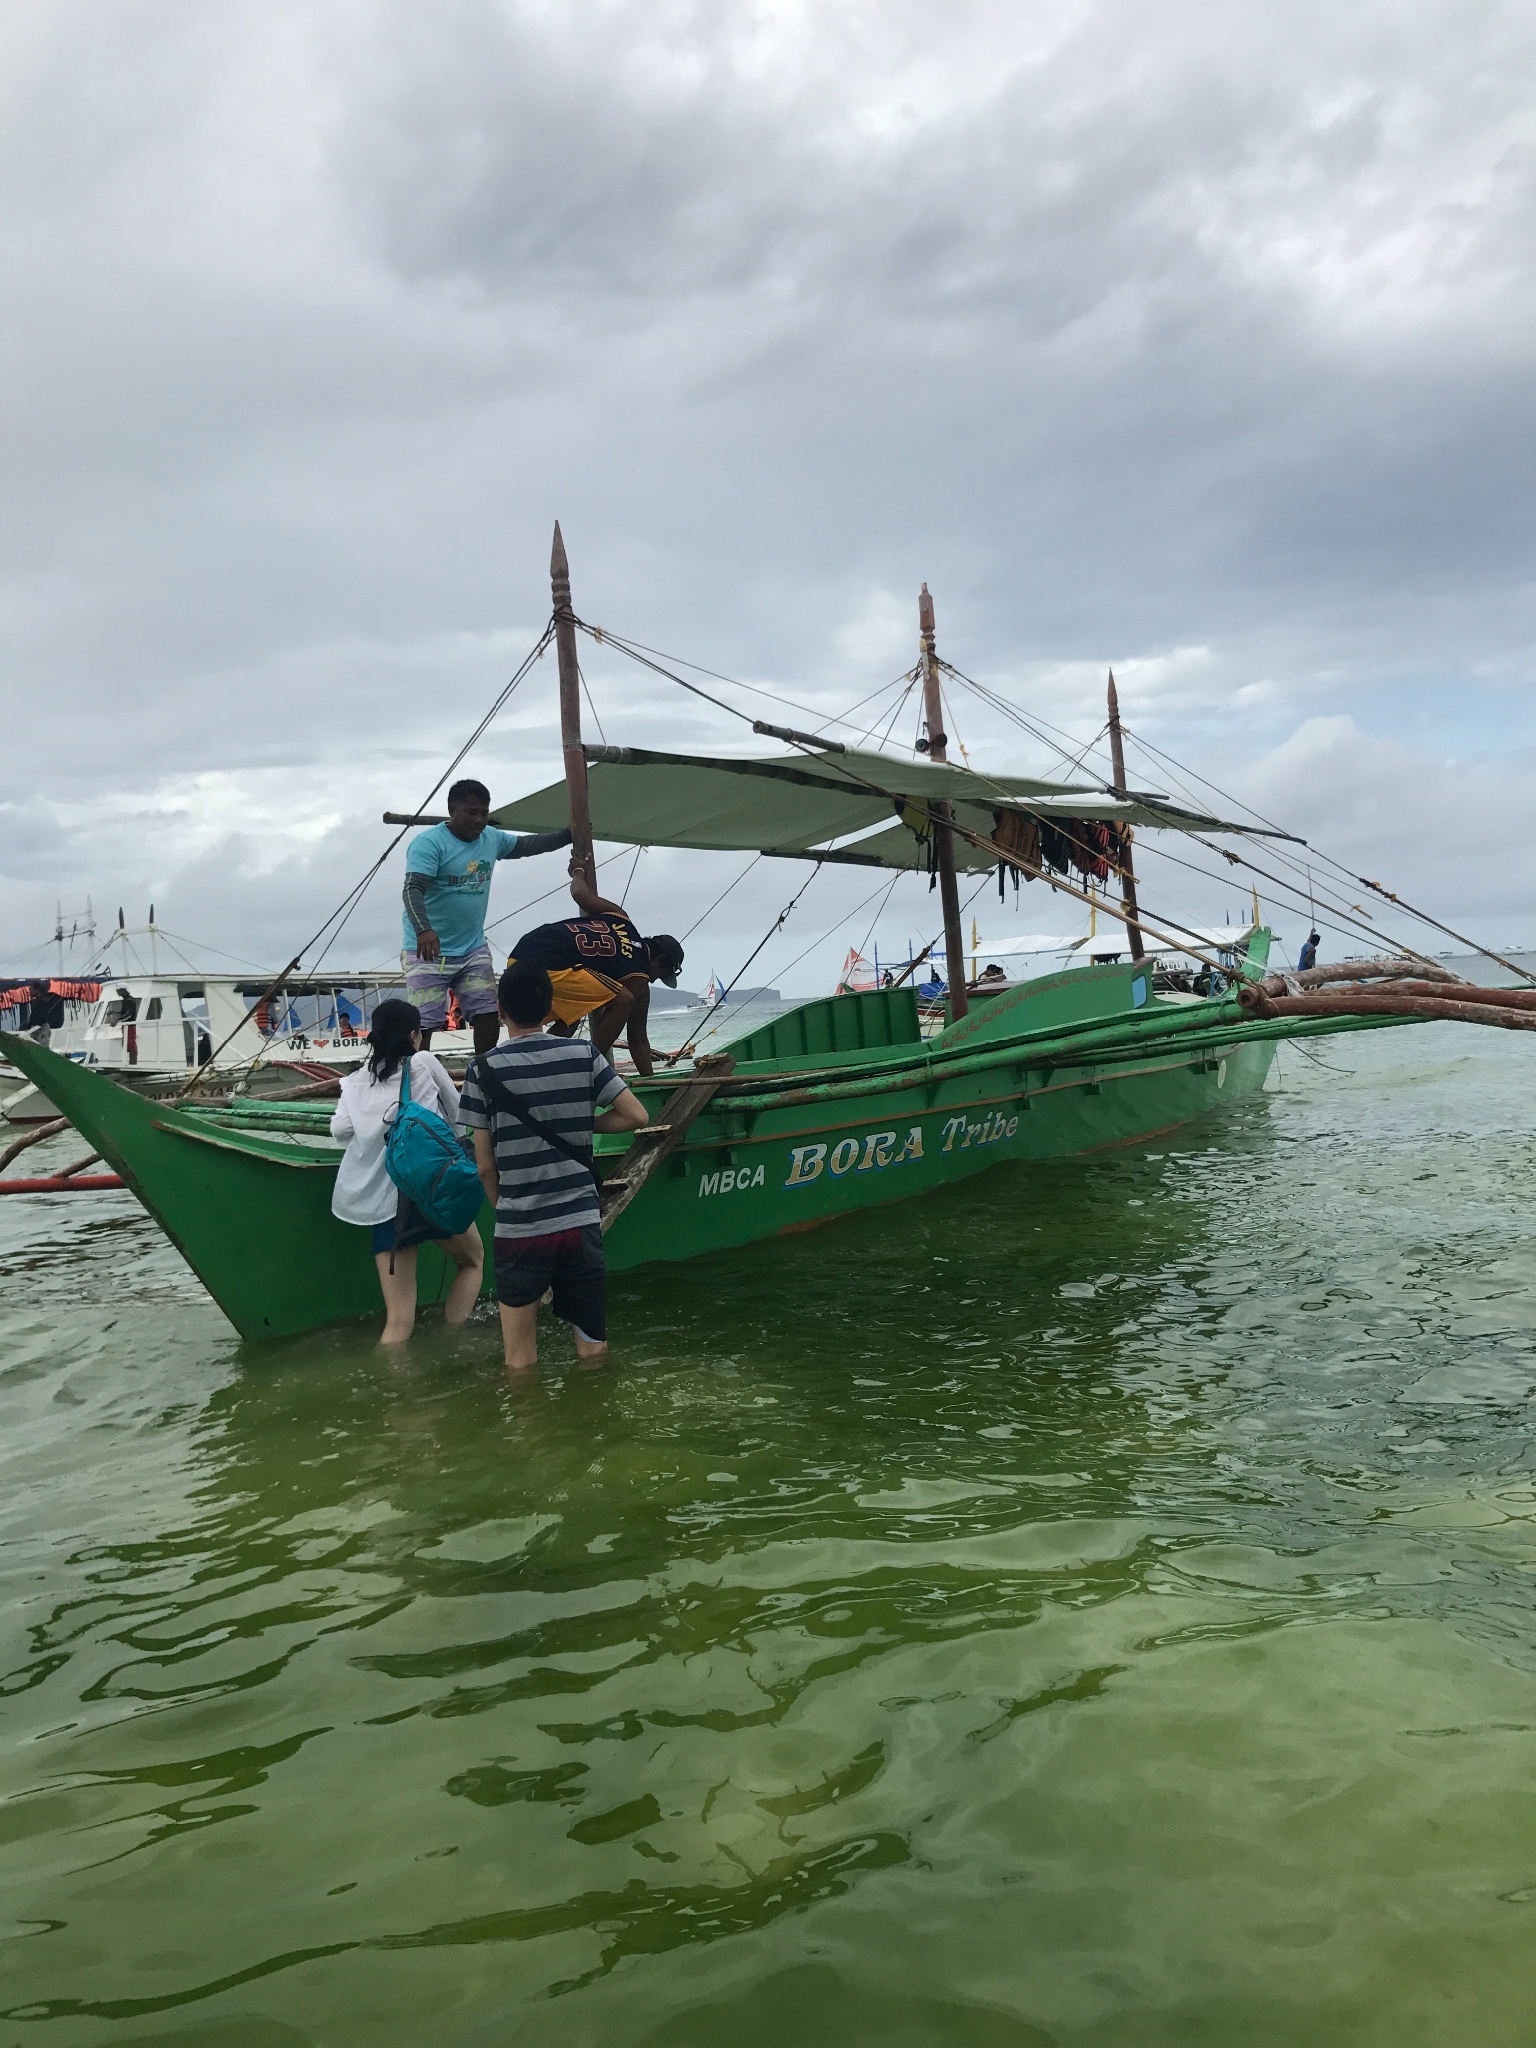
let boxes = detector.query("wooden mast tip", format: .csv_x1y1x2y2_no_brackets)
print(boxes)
550,523,594,886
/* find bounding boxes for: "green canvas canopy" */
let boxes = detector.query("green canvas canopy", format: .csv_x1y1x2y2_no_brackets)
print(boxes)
489,741,1294,872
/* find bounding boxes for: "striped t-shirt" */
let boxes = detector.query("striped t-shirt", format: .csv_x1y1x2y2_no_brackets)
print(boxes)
459,1035,624,1238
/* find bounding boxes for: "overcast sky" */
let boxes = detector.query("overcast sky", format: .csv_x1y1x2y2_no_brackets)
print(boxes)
3,0,1534,991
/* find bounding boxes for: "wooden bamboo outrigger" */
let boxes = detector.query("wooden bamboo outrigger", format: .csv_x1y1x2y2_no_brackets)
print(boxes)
0,1113,121,1193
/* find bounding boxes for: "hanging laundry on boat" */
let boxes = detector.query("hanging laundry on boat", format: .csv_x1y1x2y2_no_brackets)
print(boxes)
992,809,1041,897
1037,821,1072,875
1064,821,1113,882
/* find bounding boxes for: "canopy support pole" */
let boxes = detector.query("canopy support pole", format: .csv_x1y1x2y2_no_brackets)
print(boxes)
919,583,968,1021
1106,670,1145,961
551,522,596,887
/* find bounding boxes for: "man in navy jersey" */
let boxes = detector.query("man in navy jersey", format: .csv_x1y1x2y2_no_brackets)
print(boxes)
506,865,684,1077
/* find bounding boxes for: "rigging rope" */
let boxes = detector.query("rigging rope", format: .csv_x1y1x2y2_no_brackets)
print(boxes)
759,872,912,998
590,627,1237,972
1117,729,1536,985
884,874,996,991
939,656,1533,987
659,863,825,1063
850,872,902,976
938,659,1119,784
485,876,571,937
178,621,556,1094
568,614,1522,999
1128,831,1430,967
682,854,763,942
577,622,887,742
815,664,924,745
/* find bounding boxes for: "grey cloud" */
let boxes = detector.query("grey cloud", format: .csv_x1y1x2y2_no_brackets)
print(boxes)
2,0,1534,979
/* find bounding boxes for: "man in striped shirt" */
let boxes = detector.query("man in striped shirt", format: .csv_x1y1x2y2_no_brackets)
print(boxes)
461,962,648,1370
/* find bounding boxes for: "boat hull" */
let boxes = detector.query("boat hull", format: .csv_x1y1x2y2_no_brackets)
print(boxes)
1,1078,61,1125
0,1024,1273,1341
603,1033,1273,1270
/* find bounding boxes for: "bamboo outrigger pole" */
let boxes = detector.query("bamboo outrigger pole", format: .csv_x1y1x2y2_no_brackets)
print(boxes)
919,583,968,1021
551,522,596,886
1106,669,1145,962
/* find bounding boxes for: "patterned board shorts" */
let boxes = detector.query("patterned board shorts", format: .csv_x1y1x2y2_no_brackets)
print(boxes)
402,943,500,1028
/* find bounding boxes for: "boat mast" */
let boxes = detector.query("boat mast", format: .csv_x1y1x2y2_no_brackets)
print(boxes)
1106,670,1145,962
551,521,597,888
919,583,968,1021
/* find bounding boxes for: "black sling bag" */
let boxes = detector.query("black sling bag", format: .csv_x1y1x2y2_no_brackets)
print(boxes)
471,1056,598,1186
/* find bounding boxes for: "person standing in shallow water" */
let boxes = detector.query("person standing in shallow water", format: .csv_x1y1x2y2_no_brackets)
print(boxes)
460,962,648,1371
401,778,572,1057
329,998,484,1344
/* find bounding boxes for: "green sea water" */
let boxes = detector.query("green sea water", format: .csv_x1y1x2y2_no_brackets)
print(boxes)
5,1022,1536,2046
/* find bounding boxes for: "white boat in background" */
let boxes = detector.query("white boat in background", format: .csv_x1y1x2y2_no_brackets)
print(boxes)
0,966,460,1124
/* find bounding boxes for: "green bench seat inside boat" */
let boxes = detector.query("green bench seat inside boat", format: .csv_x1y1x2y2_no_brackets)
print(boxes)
716,989,921,1073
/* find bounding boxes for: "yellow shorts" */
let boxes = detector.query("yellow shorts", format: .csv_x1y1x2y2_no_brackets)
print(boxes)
507,960,629,1027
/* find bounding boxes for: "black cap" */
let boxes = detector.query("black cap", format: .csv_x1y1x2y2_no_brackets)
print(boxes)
647,935,684,987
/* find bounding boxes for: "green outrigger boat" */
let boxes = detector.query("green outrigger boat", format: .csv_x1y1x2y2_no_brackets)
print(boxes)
0,942,1413,1341
4,532,1468,1341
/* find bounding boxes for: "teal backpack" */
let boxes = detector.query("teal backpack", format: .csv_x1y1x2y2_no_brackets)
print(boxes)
383,1056,484,1238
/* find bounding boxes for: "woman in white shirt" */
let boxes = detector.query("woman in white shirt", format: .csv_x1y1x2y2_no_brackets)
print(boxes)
330,999,484,1343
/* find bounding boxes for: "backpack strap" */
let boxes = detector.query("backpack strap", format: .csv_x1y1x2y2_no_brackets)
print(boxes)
387,1057,414,1271
472,1056,597,1183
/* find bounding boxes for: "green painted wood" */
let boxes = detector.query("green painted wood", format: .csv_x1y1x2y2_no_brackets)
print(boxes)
0,937,1402,1344
0,1011,1268,1344
602,1034,1279,1273
0,1038,480,1343
714,988,921,1066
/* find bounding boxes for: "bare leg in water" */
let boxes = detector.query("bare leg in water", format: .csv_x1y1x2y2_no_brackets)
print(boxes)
498,1301,606,1371
375,1229,484,1344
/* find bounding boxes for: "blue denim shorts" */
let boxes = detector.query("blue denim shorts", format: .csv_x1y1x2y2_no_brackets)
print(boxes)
370,1201,452,1256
